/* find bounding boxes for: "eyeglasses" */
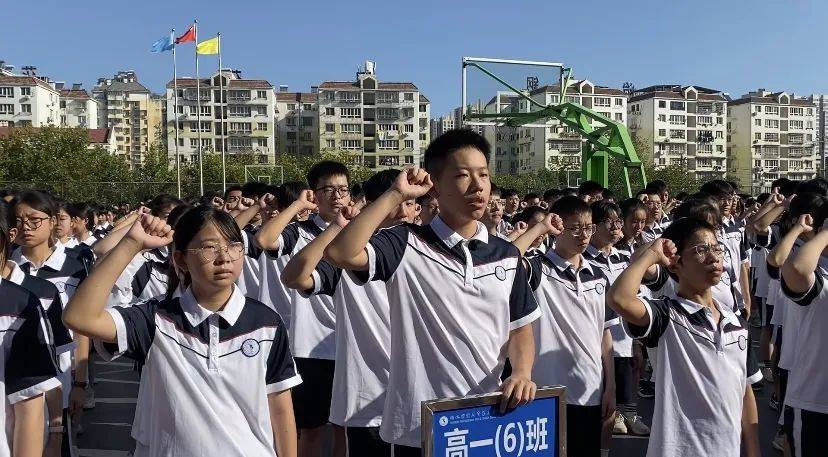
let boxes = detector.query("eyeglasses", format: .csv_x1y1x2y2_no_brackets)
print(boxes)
15,216,50,229
689,242,726,259
315,186,351,197
603,219,623,229
645,201,663,207
185,242,244,263
563,224,596,236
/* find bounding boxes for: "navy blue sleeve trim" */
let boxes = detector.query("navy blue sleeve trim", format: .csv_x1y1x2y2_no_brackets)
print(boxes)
5,298,59,396
526,256,543,291
313,260,342,296
510,256,539,323
280,223,301,256
265,313,299,387
781,270,824,307
368,224,410,281
104,301,159,363
628,297,670,347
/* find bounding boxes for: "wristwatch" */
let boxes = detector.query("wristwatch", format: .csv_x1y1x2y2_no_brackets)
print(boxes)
48,425,64,434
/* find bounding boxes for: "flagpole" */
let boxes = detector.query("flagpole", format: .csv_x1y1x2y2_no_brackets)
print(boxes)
218,33,226,193
172,28,181,198
194,19,204,196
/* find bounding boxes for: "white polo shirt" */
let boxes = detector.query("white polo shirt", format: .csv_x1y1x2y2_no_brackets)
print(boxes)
584,244,633,357
361,216,540,447
270,214,336,360
110,248,171,308
306,259,390,427
95,286,301,456
628,294,748,457
0,277,62,457
237,228,264,299
641,223,664,244
527,250,619,406
781,262,828,414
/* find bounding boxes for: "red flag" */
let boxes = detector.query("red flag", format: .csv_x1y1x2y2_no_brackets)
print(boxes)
175,25,196,44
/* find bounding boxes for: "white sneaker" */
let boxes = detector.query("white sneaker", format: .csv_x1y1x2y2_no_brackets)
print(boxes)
612,414,627,434
624,414,651,436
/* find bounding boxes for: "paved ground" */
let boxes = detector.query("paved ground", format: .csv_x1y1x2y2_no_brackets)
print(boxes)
77,322,781,456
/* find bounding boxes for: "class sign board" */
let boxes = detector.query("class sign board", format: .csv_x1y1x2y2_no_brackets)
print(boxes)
422,386,566,457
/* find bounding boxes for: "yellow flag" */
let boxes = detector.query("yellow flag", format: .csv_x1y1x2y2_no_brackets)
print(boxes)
196,36,219,55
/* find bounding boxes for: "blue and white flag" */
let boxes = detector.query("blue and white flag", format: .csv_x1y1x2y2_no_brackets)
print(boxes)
150,34,174,53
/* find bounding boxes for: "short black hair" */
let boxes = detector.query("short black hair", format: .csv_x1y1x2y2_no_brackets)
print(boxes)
591,200,621,225
307,160,350,189
786,192,828,234
673,197,720,226
276,181,309,211
523,192,541,202
550,195,591,220
797,178,828,197
601,188,616,202
619,198,646,219
543,188,561,201
223,185,243,199
416,194,436,205
756,192,771,205
699,180,734,200
363,169,400,202
578,180,604,197
67,202,95,231
423,129,490,177
241,181,269,200
350,182,365,200
13,190,56,217
512,206,547,225
772,178,797,197
501,188,519,199
675,191,689,201
662,217,717,254
490,183,502,198
147,194,183,217
645,179,667,194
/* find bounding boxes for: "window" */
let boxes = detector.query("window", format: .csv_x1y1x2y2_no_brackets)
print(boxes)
228,106,251,117
286,132,296,140
716,145,724,152
765,119,779,129
669,115,685,125
340,108,361,118
593,97,611,107
658,114,666,122
755,118,761,126
614,98,623,106
257,138,268,147
378,140,400,149
20,104,31,113
301,116,313,127
229,138,252,149
325,123,335,133
669,101,685,110
285,117,295,127
669,129,685,139
303,104,313,110
21,87,31,96
256,122,268,131
715,131,723,138
764,132,779,141
716,117,723,125
697,116,713,125
755,105,762,113
341,123,361,133
658,100,666,108
325,107,335,116
190,138,198,148
338,92,361,103
615,113,623,121
658,129,666,136
378,124,399,131
0,87,13,98
419,104,427,113
405,140,414,149
807,108,813,116
287,104,296,111
326,139,336,148
404,124,414,133
228,90,251,100
340,139,362,149
755,133,761,140
404,93,414,101
790,120,804,129
256,90,267,99
0,104,13,114
401,108,415,118
765,105,779,115
200,105,212,116
790,107,804,116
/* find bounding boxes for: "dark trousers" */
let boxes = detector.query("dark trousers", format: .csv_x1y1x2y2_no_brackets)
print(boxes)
392,444,422,457
566,404,602,457
614,356,637,407
346,426,391,456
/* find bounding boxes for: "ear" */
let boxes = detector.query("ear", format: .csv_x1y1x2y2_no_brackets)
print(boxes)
172,251,188,274
8,227,17,241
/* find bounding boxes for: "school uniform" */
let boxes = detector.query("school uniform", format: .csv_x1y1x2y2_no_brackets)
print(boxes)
780,261,828,457
628,294,748,457
94,286,301,456
110,248,171,308
10,244,88,408
0,277,62,457
358,215,540,448
269,214,337,429
527,249,619,456
236,228,264,299
641,223,664,244
305,256,392,456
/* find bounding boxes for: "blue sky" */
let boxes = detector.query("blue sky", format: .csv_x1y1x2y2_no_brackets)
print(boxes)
3,0,826,116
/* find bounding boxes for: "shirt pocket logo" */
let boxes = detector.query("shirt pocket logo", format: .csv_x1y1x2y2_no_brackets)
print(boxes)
495,266,507,281
241,339,260,357
738,334,747,351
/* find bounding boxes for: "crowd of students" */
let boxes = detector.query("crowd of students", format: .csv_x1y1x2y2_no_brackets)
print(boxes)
0,128,825,457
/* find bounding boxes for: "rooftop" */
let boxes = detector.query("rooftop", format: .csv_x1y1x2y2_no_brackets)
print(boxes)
275,92,318,102
318,81,419,91
0,75,56,91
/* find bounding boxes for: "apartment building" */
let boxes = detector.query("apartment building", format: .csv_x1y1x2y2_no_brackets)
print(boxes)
0,72,59,127
482,80,626,181
810,94,827,175
628,85,728,181
274,86,318,156
58,83,99,128
166,69,276,165
430,114,455,139
728,89,818,193
94,71,164,168
317,61,430,169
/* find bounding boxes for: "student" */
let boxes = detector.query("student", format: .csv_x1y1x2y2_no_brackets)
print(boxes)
282,169,418,456
255,161,351,457
586,201,651,438
640,190,664,243
616,198,647,258
480,185,508,238
415,194,439,225
67,203,98,247
644,180,671,225
502,188,521,223
10,190,90,442
779,205,828,457
515,196,617,457
325,129,539,456
0,204,62,457
224,185,243,208
511,206,550,255
543,188,563,208
607,218,760,457
63,207,301,456
521,192,542,208
55,201,77,248
578,180,605,203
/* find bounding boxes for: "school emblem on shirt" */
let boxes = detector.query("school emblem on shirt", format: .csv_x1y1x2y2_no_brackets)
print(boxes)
595,283,605,295
241,339,260,357
738,334,748,350
495,266,507,281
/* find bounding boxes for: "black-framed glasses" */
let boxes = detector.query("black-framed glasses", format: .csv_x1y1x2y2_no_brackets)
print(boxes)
689,242,726,259
185,242,244,263
563,224,596,236
315,186,351,197
603,219,623,229
15,216,50,229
